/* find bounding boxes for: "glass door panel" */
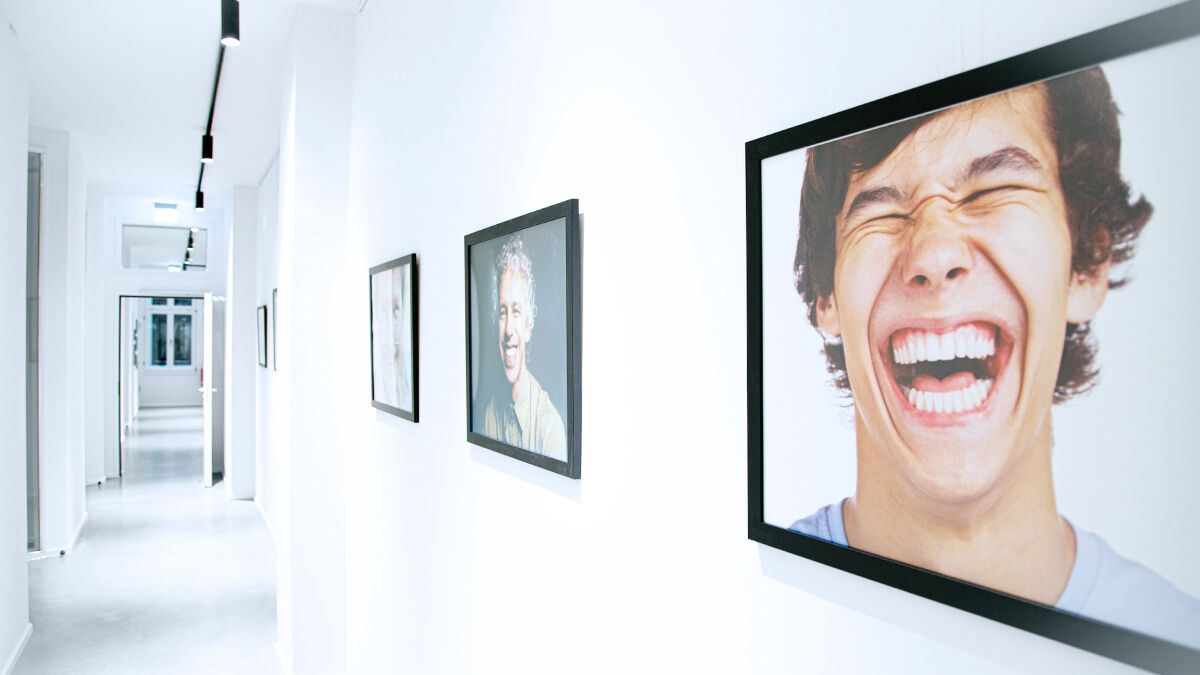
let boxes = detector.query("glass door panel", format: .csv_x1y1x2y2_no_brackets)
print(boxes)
173,315,193,366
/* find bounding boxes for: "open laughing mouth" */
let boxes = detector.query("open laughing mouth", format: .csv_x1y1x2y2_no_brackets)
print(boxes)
889,323,1002,414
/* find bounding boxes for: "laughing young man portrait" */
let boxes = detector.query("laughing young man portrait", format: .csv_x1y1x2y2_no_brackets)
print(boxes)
789,66,1200,647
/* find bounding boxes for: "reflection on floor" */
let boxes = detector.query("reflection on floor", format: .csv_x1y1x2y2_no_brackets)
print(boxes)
13,406,279,674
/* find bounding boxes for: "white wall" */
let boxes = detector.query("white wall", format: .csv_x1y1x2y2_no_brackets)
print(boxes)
313,1,1181,674
28,126,87,553
0,9,32,672
86,196,229,480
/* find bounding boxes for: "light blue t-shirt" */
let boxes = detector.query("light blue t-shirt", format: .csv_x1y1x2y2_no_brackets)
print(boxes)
791,501,1200,649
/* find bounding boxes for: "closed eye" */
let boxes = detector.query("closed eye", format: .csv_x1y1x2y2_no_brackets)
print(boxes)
960,184,1035,215
965,185,1025,201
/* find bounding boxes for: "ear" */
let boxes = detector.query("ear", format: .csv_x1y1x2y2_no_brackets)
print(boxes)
816,294,841,338
1066,261,1110,324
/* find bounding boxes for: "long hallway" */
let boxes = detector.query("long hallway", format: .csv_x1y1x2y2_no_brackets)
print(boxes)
14,407,279,674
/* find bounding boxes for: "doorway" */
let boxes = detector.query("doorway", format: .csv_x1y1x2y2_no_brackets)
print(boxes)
118,294,222,483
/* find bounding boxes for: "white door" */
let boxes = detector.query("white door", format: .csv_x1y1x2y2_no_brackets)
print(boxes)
202,294,226,487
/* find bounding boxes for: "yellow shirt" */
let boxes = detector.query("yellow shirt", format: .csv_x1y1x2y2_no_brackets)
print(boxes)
482,371,567,461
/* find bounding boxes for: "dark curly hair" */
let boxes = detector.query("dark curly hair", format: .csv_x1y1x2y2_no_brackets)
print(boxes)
794,66,1152,402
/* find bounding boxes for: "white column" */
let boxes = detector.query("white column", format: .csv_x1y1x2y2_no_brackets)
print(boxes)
274,6,355,673
225,185,258,500
28,126,87,553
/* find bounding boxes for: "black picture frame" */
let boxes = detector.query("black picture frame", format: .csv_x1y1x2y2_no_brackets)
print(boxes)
256,304,267,368
369,254,419,421
745,3,1200,673
272,288,278,372
464,199,581,478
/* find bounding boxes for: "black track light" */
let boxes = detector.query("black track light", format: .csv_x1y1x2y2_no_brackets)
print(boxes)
195,191,205,212
221,0,240,47
202,134,214,163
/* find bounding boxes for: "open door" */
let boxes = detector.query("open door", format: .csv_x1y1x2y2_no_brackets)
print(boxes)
202,293,226,486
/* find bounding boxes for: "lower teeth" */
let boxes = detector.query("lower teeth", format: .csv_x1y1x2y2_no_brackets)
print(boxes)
905,379,992,413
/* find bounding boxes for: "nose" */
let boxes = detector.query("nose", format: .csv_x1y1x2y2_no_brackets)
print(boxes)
901,203,972,289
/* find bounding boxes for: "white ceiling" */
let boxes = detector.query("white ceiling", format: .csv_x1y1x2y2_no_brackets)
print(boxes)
2,0,362,209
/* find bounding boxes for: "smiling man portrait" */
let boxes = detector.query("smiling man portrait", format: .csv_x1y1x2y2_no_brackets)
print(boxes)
480,234,567,461
787,66,1200,648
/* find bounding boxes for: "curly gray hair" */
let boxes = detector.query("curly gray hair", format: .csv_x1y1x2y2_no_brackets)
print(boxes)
494,234,536,329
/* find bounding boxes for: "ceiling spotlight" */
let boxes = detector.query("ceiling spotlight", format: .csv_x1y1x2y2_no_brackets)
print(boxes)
202,134,214,163
195,190,205,212
221,0,240,46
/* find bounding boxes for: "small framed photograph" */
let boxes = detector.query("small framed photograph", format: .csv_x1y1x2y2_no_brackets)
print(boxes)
256,305,268,368
464,199,581,478
369,254,419,421
746,3,1200,672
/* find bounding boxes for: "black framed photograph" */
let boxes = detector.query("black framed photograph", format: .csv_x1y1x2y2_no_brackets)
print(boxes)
256,304,267,368
369,254,419,421
465,199,581,478
272,288,278,372
746,2,1200,672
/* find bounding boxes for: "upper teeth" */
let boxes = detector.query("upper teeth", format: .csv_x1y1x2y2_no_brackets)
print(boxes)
892,325,995,365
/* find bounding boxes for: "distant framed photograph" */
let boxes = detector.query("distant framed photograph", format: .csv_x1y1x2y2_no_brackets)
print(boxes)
369,254,419,421
465,199,581,478
272,288,278,371
746,3,1200,672
256,305,267,368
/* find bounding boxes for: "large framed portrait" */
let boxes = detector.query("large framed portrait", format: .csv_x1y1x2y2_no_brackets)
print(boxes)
465,199,581,478
370,254,419,421
746,3,1200,672
256,304,268,369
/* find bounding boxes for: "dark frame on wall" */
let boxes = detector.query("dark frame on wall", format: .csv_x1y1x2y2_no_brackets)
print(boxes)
464,199,582,478
745,2,1200,672
256,304,267,368
369,254,419,422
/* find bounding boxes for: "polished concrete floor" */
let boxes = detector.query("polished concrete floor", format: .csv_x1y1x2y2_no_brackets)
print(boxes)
14,407,279,674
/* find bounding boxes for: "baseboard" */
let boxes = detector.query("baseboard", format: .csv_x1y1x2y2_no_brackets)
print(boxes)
256,498,278,543
2,623,32,675
275,641,291,675
68,512,88,550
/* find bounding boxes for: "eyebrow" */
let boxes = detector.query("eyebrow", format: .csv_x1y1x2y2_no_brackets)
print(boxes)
841,146,1046,224
958,146,1045,185
842,185,906,224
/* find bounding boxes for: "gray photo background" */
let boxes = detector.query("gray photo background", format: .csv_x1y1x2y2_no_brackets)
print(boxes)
469,217,569,439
